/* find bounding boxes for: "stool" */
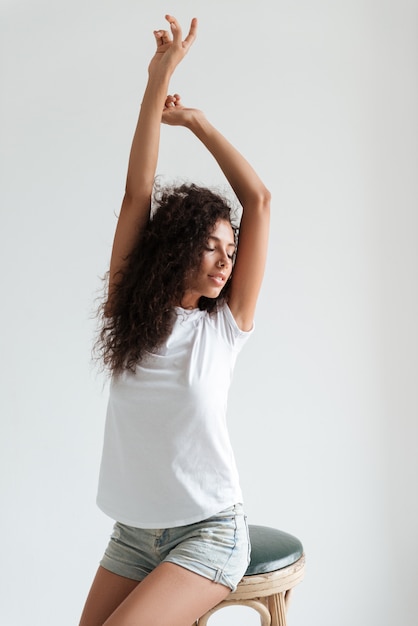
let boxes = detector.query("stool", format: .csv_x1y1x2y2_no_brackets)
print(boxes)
198,525,305,626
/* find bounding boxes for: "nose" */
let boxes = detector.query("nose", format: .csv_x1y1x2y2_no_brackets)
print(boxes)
217,253,229,268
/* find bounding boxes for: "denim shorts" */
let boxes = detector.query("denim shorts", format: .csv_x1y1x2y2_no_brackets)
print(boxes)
100,503,251,591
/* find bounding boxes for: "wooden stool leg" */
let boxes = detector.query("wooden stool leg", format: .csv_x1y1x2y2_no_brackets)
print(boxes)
268,593,287,626
285,588,293,610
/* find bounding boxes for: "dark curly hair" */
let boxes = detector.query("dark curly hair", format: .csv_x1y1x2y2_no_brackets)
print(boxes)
95,183,239,375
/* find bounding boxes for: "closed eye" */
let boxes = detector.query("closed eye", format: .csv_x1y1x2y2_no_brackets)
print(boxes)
206,247,234,260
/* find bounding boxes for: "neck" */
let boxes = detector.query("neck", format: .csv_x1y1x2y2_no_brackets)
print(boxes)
179,291,199,310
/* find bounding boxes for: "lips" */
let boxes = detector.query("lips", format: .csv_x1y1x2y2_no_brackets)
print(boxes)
208,274,226,286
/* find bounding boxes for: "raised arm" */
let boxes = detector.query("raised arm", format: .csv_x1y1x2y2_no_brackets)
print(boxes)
163,97,270,331
105,16,197,314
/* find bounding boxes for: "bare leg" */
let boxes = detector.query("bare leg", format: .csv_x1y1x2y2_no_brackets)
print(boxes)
103,562,231,626
78,566,140,626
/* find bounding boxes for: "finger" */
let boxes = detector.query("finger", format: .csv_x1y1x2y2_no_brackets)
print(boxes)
183,17,198,49
164,95,176,107
172,93,182,106
153,29,171,46
165,14,182,46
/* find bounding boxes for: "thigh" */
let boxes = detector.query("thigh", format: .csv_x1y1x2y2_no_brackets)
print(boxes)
103,561,230,626
78,566,140,626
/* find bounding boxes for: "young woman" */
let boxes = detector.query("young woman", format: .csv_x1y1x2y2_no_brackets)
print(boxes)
79,15,270,626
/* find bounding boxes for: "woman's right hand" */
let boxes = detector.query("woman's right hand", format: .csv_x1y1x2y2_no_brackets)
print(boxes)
162,94,204,128
148,15,197,77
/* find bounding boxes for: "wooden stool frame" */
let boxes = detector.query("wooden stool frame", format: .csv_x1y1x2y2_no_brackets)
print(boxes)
197,553,305,626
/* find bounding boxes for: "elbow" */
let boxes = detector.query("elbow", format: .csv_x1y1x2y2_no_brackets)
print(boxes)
254,186,271,215
261,187,271,209
241,187,271,220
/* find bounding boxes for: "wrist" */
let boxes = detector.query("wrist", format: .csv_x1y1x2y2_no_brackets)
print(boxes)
185,110,210,133
147,57,177,85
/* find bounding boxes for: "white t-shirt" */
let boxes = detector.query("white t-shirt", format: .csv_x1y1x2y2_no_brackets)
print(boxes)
96,303,253,528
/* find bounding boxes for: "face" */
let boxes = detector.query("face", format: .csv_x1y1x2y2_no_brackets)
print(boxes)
181,219,236,309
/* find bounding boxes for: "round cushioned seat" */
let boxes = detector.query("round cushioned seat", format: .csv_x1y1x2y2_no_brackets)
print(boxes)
246,525,304,575
197,525,305,626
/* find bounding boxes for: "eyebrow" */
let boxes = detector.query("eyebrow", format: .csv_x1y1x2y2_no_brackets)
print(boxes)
207,236,236,248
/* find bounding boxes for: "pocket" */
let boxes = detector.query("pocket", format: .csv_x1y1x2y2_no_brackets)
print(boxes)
198,517,237,551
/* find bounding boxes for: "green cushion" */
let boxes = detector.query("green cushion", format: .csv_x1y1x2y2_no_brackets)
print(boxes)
245,525,304,576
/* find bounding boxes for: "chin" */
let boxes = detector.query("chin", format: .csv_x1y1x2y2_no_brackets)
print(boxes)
201,289,220,300
207,288,223,298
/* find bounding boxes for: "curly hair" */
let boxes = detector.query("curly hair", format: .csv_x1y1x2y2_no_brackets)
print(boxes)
95,183,238,375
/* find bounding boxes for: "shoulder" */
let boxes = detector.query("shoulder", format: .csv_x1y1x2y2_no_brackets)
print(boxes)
205,303,254,350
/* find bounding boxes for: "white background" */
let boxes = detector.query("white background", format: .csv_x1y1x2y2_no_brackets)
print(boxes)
1,1,417,625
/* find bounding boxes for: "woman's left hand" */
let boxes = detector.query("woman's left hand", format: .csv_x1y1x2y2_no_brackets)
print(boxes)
148,15,197,77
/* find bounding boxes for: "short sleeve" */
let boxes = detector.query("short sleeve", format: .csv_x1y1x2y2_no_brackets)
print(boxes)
207,303,254,352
